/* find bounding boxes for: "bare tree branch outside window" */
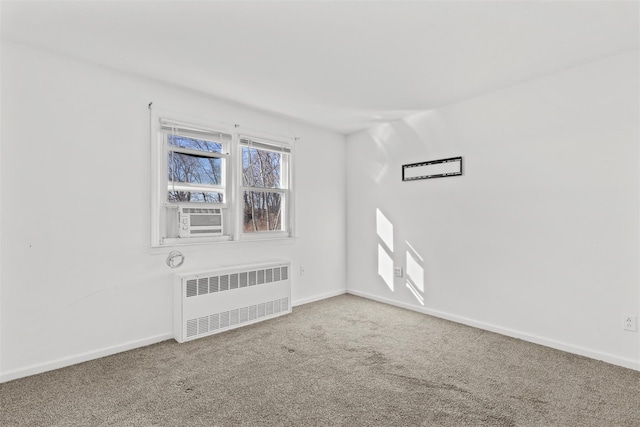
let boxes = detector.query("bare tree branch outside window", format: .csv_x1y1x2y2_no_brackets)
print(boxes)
242,147,284,232
167,135,224,203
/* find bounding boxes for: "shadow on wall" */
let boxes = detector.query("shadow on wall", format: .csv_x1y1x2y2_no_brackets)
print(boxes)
376,208,425,306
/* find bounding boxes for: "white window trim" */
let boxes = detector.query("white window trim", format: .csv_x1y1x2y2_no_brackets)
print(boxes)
237,135,294,241
150,109,296,248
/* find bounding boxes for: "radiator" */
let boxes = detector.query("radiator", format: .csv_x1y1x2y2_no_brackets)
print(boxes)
174,260,291,342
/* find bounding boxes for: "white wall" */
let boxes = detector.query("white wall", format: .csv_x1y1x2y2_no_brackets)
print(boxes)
0,41,347,382
346,50,640,370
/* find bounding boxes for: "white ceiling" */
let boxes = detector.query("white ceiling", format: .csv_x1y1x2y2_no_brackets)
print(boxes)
2,0,638,134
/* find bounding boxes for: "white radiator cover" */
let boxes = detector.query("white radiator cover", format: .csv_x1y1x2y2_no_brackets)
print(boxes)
174,260,292,343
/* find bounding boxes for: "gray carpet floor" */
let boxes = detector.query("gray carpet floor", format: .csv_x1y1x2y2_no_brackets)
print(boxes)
1,294,639,426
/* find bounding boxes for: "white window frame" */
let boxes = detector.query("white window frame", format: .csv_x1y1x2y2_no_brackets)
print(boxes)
151,115,233,247
166,130,229,205
150,111,295,247
237,136,293,241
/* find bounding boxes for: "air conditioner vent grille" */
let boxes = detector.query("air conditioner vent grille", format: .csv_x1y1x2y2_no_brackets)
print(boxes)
183,207,221,214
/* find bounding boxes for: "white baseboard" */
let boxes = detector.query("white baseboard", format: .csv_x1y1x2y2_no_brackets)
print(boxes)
347,289,640,372
0,288,348,384
4,288,634,383
293,288,347,307
0,333,174,384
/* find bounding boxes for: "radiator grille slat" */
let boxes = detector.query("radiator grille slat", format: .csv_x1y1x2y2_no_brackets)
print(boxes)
220,275,229,292
266,300,274,316
186,279,197,298
209,313,219,331
230,309,239,326
210,277,219,293
220,311,230,328
186,319,198,337
198,316,209,334
198,278,208,295
239,272,248,288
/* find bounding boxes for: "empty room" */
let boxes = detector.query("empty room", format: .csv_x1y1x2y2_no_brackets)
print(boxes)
1,1,639,425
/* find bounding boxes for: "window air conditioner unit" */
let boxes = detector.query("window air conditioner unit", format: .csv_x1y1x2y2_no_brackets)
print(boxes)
178,206,223,238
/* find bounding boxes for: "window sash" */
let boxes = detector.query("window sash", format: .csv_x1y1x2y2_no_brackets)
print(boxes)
240,186,287,195
168,191,225,204
165,130,228,204
241,151,285,189
161,119,232,143
239,136,291,154
169,182,226,193
238,137,291,237
241,190,286,233
168,145,227,160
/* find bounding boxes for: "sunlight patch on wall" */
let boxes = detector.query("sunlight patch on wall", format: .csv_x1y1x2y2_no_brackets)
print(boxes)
406,280,424,306
405,241,425,305
405,240,423,262
368,123,395,183
403,110,434,129
406,250,424,293
378,244,394,291
376,208,395,292
371,122,394,145
376,209,394,252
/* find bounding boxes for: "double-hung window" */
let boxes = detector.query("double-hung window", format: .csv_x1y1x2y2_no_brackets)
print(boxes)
154,119,232,245
240,137,292,237
164,121,229,204
151,114,294,247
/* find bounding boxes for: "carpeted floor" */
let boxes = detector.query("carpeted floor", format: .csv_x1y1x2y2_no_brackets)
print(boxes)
1,294,639,426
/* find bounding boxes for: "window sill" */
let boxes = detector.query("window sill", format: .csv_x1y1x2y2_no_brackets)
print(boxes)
149,236,298,255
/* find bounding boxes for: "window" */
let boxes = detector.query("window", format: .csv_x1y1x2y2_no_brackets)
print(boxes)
167,133,227,204
151,114,294,247
240,137,291,236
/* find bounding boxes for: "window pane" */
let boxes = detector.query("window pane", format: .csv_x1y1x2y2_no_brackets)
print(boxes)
169,151,223,186
168,134,223,153
169,191,224,203
242,147,282,188
243,191,283,232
